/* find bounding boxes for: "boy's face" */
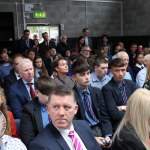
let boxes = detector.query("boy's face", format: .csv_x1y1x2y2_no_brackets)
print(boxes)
73,70,90,89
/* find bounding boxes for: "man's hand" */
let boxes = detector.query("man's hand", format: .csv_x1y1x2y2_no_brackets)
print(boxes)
95,136,111,149
117,105,126,111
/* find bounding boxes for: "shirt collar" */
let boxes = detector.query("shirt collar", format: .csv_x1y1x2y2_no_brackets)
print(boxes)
135,63,144,68
56,123,74,135
23,78,35,85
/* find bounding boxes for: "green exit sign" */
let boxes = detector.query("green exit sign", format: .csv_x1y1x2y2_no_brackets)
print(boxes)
33,11,46,19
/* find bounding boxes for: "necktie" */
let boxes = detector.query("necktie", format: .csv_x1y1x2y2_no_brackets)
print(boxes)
119,84,128,104
82,91,98,122
68,130,83,150
27,83,36,99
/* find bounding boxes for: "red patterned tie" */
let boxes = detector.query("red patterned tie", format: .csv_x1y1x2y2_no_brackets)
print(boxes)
68,130,83,150
27,83,36,99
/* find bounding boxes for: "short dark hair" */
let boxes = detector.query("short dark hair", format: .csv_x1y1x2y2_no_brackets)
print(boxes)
72,60,90,75
35,76,54,96
110,58,126,68
94,57,108,67
24,29,30,34
82,28,89,32
48,85,76,103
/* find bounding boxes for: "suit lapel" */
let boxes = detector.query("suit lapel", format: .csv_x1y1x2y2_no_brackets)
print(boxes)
33,99,43,132
19,79,30,101
74,121,91,149
74,86,86,119
111,79,124,105
49,124,70,150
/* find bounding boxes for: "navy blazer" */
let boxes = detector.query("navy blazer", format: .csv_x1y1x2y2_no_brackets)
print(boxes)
29,120,102,150
39,41,55,58
4,69,17,93
20,39,34,53
7,79,31,119
20,98,44,148
102,78,138,131
74,86,112,137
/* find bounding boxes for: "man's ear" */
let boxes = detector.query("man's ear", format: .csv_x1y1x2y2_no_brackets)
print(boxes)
72,75,76,81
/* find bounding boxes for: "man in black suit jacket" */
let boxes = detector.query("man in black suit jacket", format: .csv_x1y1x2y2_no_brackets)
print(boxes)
20,29,34,55
72,60,112,148
20,76,54,148
102,58,138,131
29,85,102,150
39,32,56,59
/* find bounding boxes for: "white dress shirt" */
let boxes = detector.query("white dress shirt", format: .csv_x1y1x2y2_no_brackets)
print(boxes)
57,124,87,150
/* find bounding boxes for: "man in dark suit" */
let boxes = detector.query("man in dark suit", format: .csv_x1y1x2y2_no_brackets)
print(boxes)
39,32,56,59
4,54,23,94
20,76,54,148
29,85,102,150
72,60,112,148
82,28,93,49
7,58,35,119
20,29,34,55
102,58,138,131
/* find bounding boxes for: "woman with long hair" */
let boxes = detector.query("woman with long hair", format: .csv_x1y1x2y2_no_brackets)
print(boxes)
33,55,48,78
112,88,150,150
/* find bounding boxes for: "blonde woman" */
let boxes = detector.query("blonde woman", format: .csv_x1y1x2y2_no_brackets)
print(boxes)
112,88,150,150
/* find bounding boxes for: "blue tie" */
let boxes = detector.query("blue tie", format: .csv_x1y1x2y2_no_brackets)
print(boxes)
82,91,98,122
119,84,128,104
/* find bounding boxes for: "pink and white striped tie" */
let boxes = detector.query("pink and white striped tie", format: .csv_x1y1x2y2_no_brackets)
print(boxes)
68,130,83,150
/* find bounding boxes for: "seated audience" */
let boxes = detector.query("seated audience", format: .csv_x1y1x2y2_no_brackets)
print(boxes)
20,76,54,148
132,53,144,79
0,87,18,137
57,35,70,56
29,85,102,150
4,54,23,94
136,54,150,87
33,55,48,78
102,58,138,131
112,89,150,150
75,35,85,53
0,52,13,83
0,110,27,150
128,43,138,68
26,49,36,62
116,51,134,81
72,60,112,148
53,57,75,89
90,57,110,89
7,58,35,119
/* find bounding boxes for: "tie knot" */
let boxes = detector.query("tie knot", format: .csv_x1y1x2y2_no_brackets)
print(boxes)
68,130,74,137
27,83,33,86
82,91,88,96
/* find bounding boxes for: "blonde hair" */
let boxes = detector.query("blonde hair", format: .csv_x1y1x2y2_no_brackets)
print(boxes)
113,88,150,150
0,87,11,136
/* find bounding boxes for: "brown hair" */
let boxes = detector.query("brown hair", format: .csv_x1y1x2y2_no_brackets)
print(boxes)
0,87,11,136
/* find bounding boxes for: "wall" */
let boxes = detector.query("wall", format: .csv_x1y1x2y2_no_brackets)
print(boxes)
123,0,150,36
0,0,122,39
